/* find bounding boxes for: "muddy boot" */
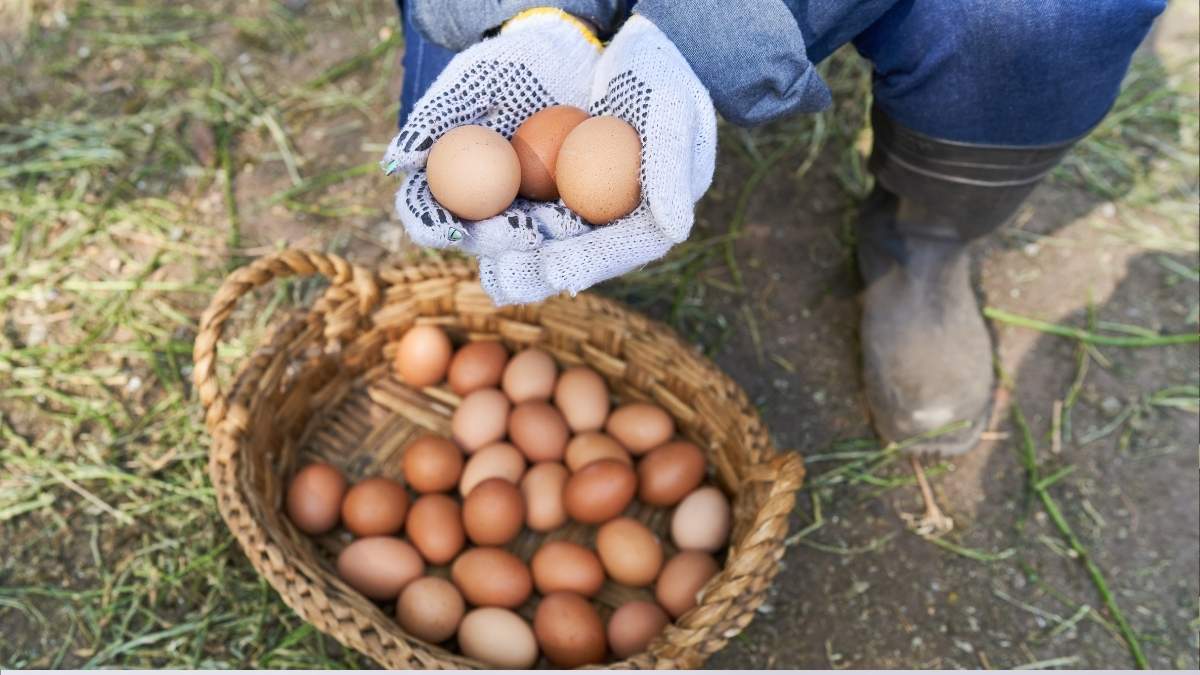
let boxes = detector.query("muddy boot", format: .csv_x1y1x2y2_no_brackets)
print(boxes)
858,105,1075,456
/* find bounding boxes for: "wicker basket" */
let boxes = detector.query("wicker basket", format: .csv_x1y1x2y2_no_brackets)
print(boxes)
193,249,805,669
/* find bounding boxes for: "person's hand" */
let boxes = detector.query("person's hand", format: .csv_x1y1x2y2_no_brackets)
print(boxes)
477,15,717,305
381,8,602,254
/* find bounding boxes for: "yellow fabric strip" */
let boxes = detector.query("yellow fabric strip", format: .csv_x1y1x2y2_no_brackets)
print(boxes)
502,7,604,50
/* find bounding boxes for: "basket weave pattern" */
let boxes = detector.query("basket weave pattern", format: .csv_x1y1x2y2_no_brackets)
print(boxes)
194,249,804,669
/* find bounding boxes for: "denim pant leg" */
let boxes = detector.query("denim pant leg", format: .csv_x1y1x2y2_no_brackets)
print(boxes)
848,0,1166,145
396,0,456,128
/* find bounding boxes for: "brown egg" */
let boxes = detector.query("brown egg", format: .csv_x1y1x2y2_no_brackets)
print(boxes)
458,608,539,668
452,388,510,452
533,592,607,668
655,551,719,618
397,576,465,643
556,116,641,225
336,536,424,601
562,459,637,524
671,486,732,552
447,341,509,396
508,401,569,462
451,547,533,608
405,494,465,565
637,440,707,507
531,541,605,597
595,517,664,587
553,366,610,432
394,325,452,388
341,477,408,537
564,432,632,472
607,601,669,658
286,463,346,534
459,442,526,497
606,402,675,454
403,435,463,494
426,125,521,221
511,105,589,200
463,478,525,546
501,348,557,403
520,462,569,531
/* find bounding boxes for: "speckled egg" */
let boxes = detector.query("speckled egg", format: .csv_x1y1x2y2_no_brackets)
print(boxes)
556,116,641,225
426,125,521,221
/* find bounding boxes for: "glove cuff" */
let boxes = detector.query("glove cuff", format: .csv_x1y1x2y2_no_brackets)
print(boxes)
410,0,619,52
503,7,603,51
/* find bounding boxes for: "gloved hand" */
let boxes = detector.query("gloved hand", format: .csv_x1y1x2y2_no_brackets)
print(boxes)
478,15,717,305
381,8,602,254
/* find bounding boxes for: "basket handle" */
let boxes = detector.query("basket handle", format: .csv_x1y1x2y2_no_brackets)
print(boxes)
744,450,805,492
193,248,380,434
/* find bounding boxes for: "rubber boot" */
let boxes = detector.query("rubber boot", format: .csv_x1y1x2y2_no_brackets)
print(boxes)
858,105,1075,455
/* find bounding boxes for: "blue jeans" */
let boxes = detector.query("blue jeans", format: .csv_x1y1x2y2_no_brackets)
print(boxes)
396,0,1162,146
397,0,456,131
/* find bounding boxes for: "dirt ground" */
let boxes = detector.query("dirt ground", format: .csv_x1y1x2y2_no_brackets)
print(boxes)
697,10,1200,666
700,126,1200,670
1,0,1196,669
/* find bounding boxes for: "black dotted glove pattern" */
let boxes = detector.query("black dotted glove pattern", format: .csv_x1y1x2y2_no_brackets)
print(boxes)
403,172,544,251
402,172,461,238
589,70,653,200
392,61,556,156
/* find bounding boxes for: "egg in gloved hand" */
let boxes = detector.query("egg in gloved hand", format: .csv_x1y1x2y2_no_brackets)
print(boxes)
556,115,642,224
426,125,521,221
511,105,589,200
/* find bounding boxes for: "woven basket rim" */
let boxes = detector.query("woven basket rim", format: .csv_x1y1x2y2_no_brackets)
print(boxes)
194,249,805,669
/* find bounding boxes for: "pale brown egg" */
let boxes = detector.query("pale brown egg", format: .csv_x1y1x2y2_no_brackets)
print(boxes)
459,442,526,497
595,517,664,587
607,600,669,659
511,105,589,200
671,486,731,552
508,401,569,462
452,388,510,452
341,477,408,537
405,494,465,565
426,125,521,221
606,402,675,454
285,462,346,534
451,547,533,608
562,459,637,524
564,432,632,472
531,541,605,597
655,551,719,618
501,348,557,403
394,325,452,388
403,435,463,494
447,341,508,396
533,592,607,668
458,608,539,668
556,116,641,225
397,576,465,643
519,462,569,531
336,536,424,601
637,440,707,507
463,478,525,546
553,366,610,432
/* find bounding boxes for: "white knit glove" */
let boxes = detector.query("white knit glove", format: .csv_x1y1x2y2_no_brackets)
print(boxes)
381,9,602,254
478,15,717,305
